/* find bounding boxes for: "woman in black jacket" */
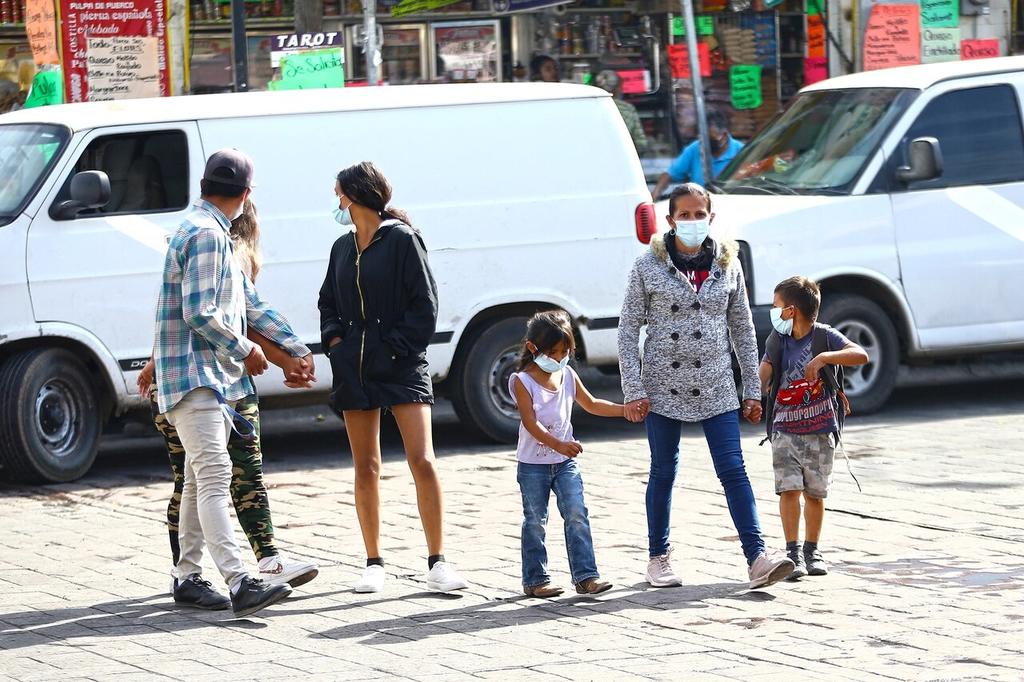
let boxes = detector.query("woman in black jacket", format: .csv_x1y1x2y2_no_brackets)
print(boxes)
319,162,468,595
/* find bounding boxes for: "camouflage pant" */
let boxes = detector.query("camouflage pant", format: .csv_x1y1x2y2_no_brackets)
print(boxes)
771,431,835,499
150,387,277,562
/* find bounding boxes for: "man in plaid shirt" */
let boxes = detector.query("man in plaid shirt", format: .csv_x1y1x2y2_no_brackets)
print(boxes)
153,149,311,618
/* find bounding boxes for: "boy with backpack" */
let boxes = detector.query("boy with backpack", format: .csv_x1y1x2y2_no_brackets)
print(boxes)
759,277,869,579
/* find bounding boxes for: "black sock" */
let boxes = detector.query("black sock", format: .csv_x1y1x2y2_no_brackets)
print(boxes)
804,541,818,553
786,541,799,552
366,557,384,567
428,554,445,569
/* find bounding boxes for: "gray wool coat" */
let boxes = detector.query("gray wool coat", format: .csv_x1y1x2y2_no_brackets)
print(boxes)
617,233,761,423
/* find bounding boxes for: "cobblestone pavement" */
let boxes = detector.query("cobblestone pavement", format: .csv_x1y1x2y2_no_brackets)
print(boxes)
2,377,1023,681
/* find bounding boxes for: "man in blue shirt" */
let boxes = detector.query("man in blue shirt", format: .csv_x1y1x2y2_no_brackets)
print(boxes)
652,109,745,200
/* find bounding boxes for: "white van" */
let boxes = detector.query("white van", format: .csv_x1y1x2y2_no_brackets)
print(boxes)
0,84,652,482
681,56,1024,413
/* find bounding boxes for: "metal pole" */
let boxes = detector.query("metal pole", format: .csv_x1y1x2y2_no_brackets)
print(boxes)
231,0,248,92
680,0,713,185
363,0,379,86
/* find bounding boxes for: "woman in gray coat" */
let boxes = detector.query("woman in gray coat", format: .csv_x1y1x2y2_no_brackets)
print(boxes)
618,183,794,590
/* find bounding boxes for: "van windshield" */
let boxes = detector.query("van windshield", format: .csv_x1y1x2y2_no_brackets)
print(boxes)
0,124,69,224
716,88,916,195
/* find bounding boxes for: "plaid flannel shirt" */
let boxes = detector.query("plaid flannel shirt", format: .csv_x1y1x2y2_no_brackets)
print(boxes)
153,199,309,414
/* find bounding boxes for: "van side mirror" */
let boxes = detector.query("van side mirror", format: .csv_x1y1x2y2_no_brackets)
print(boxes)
52,171,111,220
895,137,943,185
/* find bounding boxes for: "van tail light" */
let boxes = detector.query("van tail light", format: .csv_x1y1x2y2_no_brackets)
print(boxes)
635,202,656,244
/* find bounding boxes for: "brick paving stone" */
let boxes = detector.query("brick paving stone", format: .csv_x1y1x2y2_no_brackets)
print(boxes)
1,382,1022,680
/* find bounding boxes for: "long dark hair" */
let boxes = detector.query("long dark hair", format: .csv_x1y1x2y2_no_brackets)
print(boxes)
517,310,576,371
336,161,412,226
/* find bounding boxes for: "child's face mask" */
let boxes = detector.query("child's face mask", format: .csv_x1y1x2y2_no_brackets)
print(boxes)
534,352,569,374
770,306,794,335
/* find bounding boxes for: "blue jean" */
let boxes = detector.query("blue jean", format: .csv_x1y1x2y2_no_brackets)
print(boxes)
517,460,600,587
645,409,765,564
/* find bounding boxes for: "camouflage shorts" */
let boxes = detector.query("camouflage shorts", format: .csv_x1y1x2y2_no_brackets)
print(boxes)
772,431,835,499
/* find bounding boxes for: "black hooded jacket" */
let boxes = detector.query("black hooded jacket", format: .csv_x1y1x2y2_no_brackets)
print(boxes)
318,220,438,412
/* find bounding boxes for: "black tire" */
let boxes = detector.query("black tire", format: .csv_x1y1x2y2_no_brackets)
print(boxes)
449,317,529,444
0,348,103,483
819,294,899,415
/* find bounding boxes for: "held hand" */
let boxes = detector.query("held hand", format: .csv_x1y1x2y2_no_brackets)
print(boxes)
804,354,828,383
244,345,269,376
625,398,650,423
741,399,762,424
281,353,317,389
553,440,584,458
136,358,155,395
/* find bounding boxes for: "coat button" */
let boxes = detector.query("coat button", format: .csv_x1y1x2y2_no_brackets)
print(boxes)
691,302,701,310
693,331,702,339
671,304,680,312
670,389,679,395
668,266,677,274
671,332,680,341
692,388,700,396
694,360,702,368
672,361,680,369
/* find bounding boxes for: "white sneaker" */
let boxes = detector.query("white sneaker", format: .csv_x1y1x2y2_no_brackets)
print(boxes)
258,554,319,588
646,549,683,588
426,561,469,593
748,551,795,589
353,564,386,593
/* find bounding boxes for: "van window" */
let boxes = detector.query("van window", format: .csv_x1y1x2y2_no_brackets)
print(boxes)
900,85,1024,190
55,130,189,218
0,124,69,226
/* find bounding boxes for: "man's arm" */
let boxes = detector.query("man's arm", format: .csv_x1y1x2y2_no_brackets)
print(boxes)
243,275,310,359
180,228,255,361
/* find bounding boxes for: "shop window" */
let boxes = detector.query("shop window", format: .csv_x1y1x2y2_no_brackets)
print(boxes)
56,130,189,217
901,85,1024,191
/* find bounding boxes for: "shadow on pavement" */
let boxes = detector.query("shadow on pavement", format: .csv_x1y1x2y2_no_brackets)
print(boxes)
0,594,270,650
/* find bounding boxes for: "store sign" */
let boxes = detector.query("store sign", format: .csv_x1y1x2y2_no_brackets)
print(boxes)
671,16,714,37
86,36,161,100
921,27,960,63
26,0,60,65
268,48,345,90
59,0,170,102
391,0,463,18
271,32,343,68
803,56,827,85
24,68,64,107
617,69,650,95
960,38,1000,60
920,0,958,29
862,3,920,71
730,64,762,110
491,0,566,13
807,15,826,59
667,43,711,79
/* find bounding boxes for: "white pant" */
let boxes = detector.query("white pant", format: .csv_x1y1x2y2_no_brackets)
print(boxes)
166,388,247,588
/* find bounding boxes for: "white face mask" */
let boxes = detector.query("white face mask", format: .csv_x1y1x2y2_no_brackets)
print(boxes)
770,306,794,335
333,198,354,226
229,200,245,221
673,218,710,248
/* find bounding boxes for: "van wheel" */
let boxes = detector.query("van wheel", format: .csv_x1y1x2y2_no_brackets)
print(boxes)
0,349,102,483
450,317,527,443
819,295,898,415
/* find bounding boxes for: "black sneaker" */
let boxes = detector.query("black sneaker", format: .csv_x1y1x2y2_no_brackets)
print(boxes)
805,547,829,576
173,574,230,610
230,576,292,618
786,547,807,581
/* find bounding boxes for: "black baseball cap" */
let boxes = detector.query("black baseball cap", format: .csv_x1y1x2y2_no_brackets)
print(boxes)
202,149,255,188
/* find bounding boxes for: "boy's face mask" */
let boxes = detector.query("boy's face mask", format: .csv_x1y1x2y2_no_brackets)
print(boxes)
770,305,794,335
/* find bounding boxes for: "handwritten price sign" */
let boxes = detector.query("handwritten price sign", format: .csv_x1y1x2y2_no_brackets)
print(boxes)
730,64,763,110
863,4,921,71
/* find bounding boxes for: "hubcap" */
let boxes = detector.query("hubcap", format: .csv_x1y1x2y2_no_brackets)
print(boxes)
488,345,522,420
34,381,79,458
834,320,881,397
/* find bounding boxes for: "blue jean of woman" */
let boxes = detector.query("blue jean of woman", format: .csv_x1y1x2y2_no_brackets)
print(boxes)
645,409,765,564
517,459,600,587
